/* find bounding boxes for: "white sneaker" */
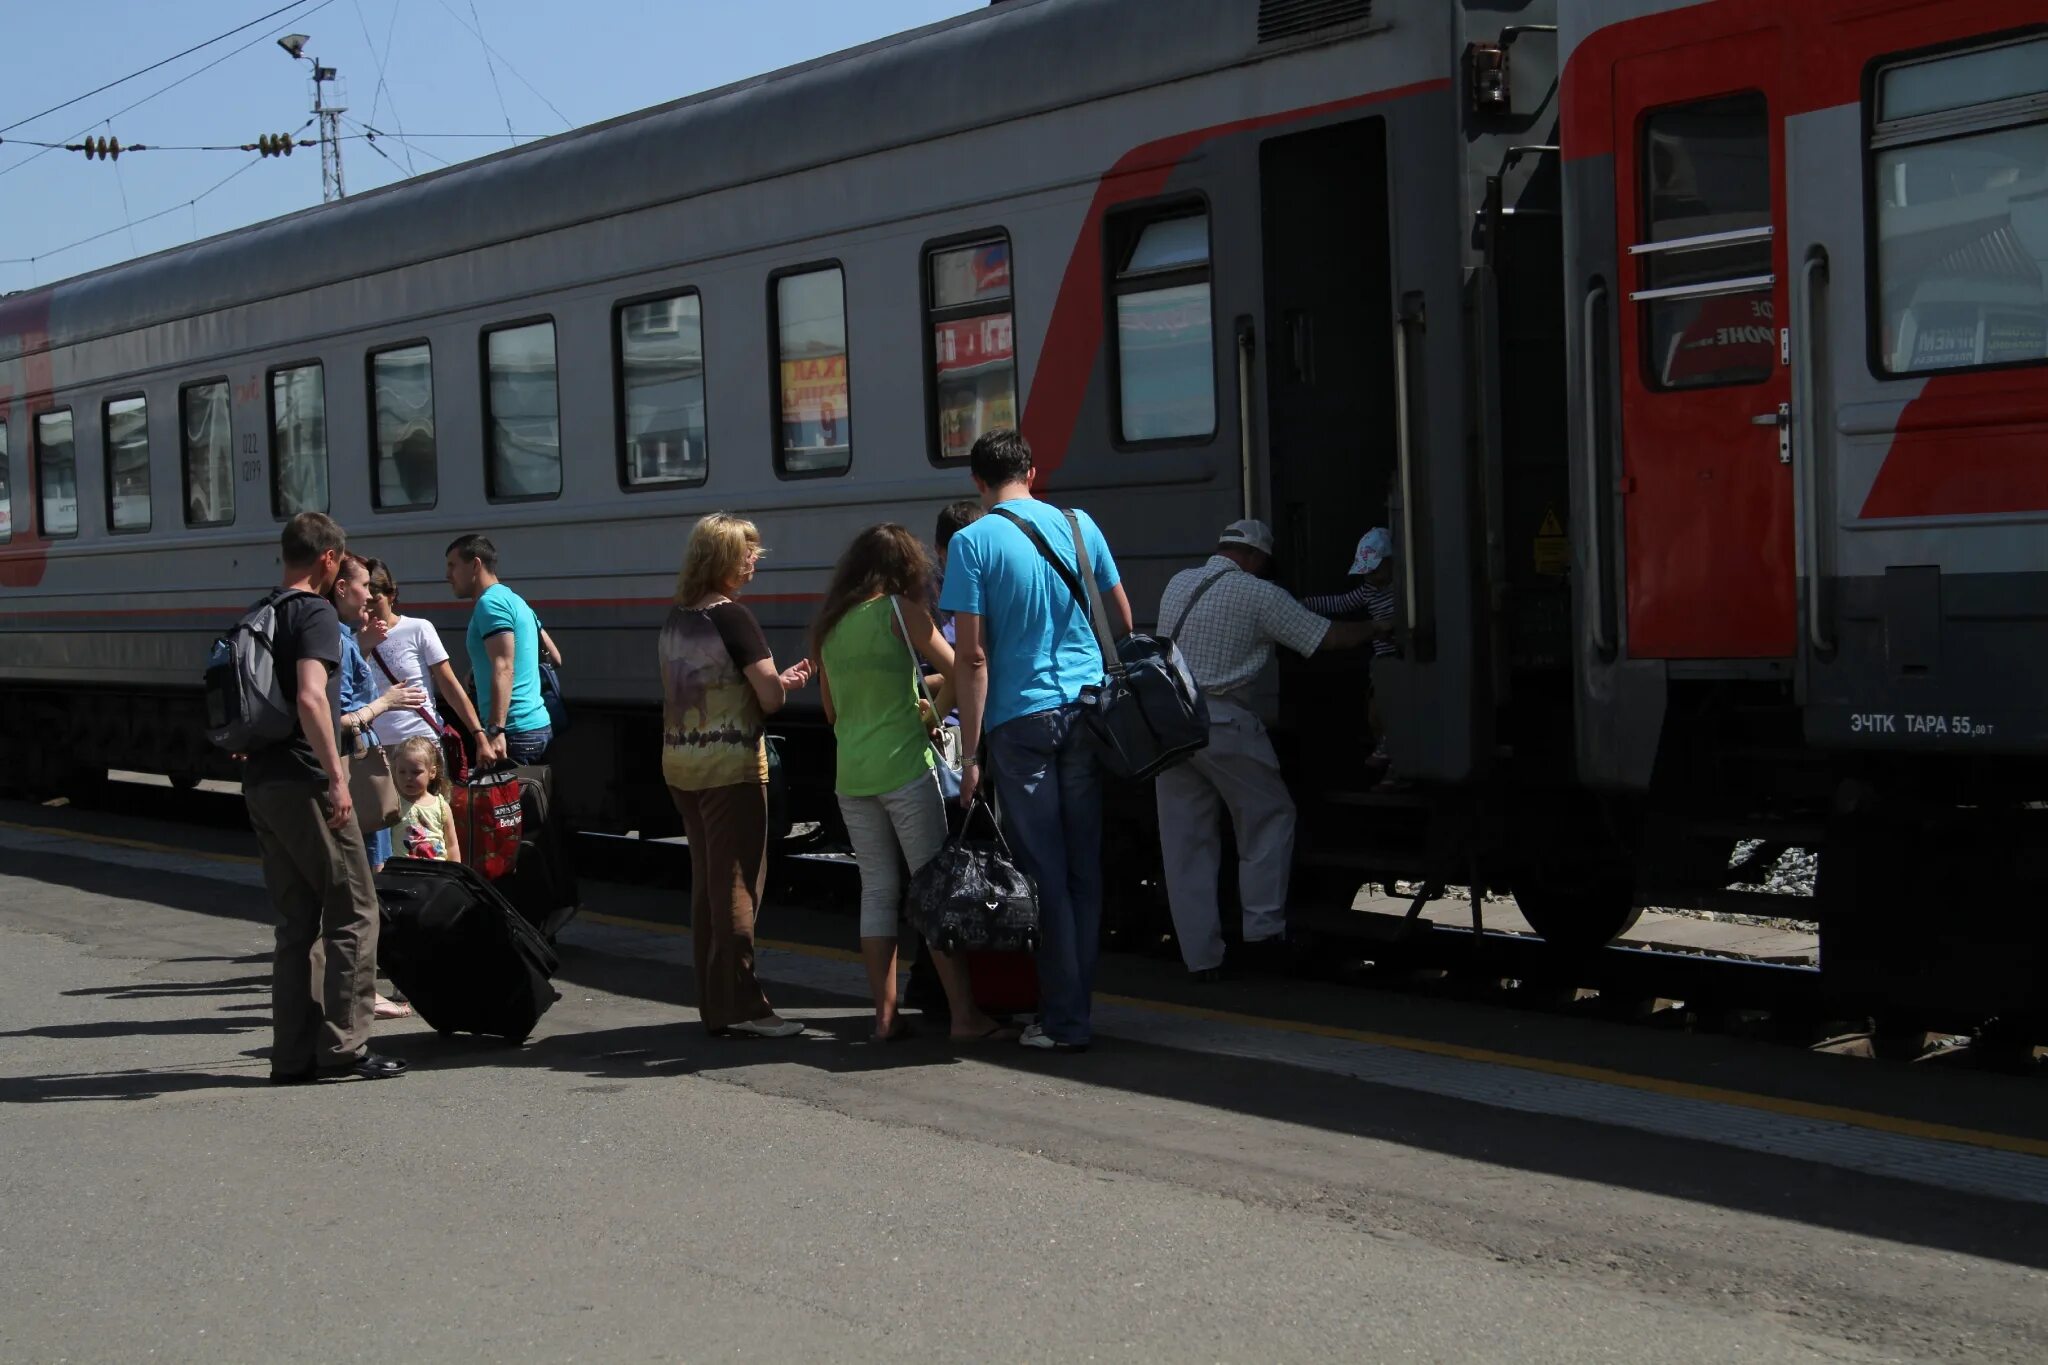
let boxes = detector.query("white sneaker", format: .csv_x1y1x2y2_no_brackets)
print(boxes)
1018,1023,1087,1053
724,1016,805,1039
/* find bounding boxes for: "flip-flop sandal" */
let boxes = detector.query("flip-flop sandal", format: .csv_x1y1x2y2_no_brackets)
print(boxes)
952,1023,1022,1045
870,1020,915,1043
373,997,414,1020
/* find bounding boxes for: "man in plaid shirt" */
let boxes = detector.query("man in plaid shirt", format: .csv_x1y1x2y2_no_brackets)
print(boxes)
1155,519,1384,979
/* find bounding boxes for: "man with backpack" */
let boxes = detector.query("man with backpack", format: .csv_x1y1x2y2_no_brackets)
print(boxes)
236,513,408,1083
1153,519,1384,981
942,429,1133,1053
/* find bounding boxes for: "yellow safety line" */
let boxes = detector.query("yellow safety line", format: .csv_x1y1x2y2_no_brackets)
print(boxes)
9,819,2044,1160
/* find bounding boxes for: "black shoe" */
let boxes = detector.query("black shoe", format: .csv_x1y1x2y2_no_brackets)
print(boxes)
318,1051,410,1081
269,1067,317,1086
1190,966,1227,984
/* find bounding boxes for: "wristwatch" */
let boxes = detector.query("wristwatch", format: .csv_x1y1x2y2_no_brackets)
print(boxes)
482,724,506,739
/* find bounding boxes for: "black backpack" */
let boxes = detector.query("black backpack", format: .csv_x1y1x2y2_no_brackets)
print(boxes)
203,589,314,753
991,506,1210,781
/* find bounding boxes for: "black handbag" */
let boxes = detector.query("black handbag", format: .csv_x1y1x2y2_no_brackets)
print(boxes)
905,793,1040,954
991,506,1211,781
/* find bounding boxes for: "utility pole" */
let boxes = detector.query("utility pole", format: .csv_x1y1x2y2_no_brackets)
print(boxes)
310,59,345,202
277,34,345,202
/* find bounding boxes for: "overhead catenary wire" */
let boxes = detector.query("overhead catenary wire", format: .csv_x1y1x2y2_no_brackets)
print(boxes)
0,156,271,269
0,1,315,136
354,0,417,175
463,0,518,146
0,0,340,183
431,0,575,131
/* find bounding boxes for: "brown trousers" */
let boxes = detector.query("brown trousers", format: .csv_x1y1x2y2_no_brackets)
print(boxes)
246,778,381,1073
669,782,773,1032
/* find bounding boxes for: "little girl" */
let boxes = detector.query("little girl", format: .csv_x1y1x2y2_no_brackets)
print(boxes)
392,736,461,864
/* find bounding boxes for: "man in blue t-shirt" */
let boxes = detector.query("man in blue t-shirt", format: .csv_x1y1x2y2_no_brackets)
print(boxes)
446,533,554,765
940,429,1132,1053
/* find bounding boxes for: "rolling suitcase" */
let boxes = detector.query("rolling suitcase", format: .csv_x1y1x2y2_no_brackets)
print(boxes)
497,764,581,940
376,858,561,1042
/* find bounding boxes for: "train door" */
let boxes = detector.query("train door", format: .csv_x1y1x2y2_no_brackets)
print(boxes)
1611,30,1796,658
1260,117,1396,771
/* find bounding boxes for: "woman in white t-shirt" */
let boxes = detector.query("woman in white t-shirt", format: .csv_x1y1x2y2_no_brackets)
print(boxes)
360,559,489,750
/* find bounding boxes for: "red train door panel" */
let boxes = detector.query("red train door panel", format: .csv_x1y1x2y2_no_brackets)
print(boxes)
1613,29,1795,659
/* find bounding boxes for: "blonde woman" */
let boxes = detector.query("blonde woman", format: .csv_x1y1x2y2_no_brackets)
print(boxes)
661,514,814,1038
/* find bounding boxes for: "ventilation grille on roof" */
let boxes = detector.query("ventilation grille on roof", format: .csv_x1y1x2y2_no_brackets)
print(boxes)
1258,0,1373,44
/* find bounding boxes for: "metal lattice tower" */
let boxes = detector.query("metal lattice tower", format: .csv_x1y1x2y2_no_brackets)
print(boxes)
309,62,346,202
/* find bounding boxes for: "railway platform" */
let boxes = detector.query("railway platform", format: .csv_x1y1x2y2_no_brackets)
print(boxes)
3,786,2046,1361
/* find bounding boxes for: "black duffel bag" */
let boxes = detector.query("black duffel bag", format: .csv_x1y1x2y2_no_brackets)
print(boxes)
992,506,1209,781
905,793,1040,954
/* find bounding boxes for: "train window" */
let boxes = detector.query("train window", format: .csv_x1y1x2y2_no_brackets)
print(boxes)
483,320,561,499
103,395,151,533
181,381,235,527
1109,207,1216,443
616,292,708,488
0,421,10,543
925,235,1016,463
1636,94,1774,391
369,342,437,510
35,410,77,538
269,363,328,517
1871,36,2048,375
771,265,851,477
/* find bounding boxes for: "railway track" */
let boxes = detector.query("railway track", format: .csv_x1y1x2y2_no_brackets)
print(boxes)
49,774,2045,1073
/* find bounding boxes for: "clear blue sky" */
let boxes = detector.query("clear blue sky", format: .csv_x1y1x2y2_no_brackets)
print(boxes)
0,0,987,293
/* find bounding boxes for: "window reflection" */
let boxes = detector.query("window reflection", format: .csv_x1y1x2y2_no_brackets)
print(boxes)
0,422,11,542
1111,210,1216,442
182,382,234,527
485,322,561,498
371,344,437,509
775,269,850,475
1640,94,1775,390
928,239,1016,462
104,395,150,532
36,410,76,537
1875,95,2048,373
270,365,329,517
619,294,707,486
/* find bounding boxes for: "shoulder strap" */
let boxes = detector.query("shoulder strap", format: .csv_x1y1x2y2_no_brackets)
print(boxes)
1167,567,1234,640
367,629,445,732
1060,509,1120,667
989,506,1115,674
886,596,936,712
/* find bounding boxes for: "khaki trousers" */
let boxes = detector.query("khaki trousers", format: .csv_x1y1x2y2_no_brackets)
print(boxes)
670,782,775,1032
1154,697,1297,973
245,778,381,1073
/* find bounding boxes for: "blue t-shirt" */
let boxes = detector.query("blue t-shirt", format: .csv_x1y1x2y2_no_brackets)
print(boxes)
466,582,549,735
938,499,1121,732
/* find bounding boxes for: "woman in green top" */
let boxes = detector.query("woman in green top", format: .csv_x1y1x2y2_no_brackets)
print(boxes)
814,524,1011,1043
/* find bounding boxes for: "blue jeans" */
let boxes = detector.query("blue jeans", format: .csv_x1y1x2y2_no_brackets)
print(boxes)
985,703,1103,1045
506,726,552,766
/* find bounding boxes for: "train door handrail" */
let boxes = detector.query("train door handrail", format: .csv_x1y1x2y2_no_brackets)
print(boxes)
1392,306,1419,635
1581,281,1615,658
1794,250,1833,655
1235,318,1256,521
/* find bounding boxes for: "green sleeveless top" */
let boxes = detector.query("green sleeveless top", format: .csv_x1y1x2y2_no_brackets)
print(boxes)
820,596,935,798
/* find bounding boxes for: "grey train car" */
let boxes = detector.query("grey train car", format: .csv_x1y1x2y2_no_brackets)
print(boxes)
2,0,2042,1024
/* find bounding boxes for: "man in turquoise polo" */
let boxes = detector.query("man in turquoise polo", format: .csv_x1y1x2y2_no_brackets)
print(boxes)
445,533,552,765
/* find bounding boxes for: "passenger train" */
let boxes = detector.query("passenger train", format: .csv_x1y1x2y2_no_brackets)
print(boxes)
2,0,2042,1027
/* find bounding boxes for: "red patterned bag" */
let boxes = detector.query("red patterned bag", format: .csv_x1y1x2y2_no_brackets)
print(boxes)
452,761,524,880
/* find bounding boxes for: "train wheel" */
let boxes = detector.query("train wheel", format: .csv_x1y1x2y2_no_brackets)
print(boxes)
168,772,201,792
1509,864,1642,952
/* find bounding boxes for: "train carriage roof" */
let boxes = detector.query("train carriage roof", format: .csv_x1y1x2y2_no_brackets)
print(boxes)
0,0,1342,362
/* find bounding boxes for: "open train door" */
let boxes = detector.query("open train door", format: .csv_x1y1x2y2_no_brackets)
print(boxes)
1611,27,1797,659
